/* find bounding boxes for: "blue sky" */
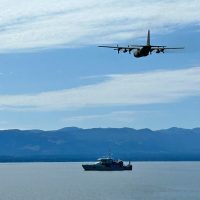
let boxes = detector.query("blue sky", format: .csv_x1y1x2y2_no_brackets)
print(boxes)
0,0,200,130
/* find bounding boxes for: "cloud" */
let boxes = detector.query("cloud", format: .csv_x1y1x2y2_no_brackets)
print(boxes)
0,0,199,52
63,111,136,128
0,67,200,111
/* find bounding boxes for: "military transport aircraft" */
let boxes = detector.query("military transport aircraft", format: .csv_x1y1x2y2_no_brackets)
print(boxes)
98,30,184,58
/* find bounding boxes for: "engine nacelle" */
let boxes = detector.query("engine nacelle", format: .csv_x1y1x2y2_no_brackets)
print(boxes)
156,49,161,53
160,48,164,53
123,49,128,53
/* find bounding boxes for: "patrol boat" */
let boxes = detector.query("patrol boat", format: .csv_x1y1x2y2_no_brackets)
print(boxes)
82,157,132,171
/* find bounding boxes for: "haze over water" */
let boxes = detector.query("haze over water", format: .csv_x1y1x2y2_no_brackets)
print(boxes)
0,162,199,200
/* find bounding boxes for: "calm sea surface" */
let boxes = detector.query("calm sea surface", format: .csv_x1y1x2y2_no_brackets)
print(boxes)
0,162,199,200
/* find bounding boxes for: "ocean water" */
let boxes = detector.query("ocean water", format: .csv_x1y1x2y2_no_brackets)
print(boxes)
0,162,199,200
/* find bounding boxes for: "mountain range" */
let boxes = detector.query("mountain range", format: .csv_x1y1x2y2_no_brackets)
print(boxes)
0,127,200,162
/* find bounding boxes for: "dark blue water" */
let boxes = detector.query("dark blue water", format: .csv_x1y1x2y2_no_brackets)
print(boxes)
0,162,199,200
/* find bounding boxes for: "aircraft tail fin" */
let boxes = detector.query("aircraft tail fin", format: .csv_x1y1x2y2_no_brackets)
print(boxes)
147,30,150,46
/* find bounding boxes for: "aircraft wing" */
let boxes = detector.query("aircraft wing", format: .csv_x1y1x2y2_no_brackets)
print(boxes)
162,47,184,50
98,45,139,49
151,46,184,50
151,46,184,53
98,45,139,53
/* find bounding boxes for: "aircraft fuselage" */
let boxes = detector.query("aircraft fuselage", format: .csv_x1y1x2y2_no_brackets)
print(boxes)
134,45,151,58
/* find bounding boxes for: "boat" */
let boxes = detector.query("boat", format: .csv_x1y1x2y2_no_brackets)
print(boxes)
82,157,132,171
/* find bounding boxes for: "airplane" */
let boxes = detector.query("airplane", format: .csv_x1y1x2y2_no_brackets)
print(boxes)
98,30,184,58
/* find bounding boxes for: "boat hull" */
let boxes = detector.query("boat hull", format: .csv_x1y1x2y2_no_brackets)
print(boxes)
82,164,132,171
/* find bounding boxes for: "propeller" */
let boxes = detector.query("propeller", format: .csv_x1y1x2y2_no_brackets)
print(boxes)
117,45,120,54
150,49,154,54
128,45,132,54
160,48,165,53
114,45,120,54
123,49,128,53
